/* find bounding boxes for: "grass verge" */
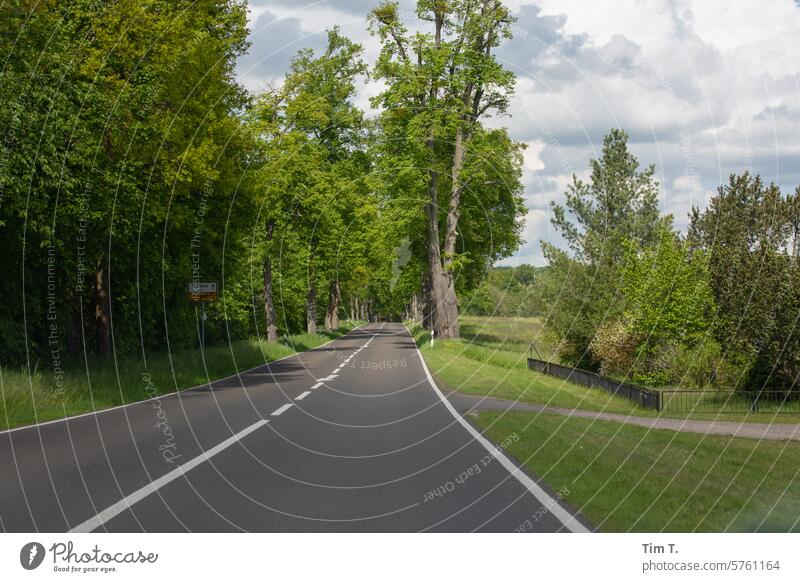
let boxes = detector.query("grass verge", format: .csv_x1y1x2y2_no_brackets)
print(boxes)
0,322,361,431
410,317,800,423
473,410,800,532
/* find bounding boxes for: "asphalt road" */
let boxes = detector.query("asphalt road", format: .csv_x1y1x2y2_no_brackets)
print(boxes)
0,323,589,532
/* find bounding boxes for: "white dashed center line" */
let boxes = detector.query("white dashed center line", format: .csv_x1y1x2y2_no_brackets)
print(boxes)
271,403,294,416
295,391,311,401
310,382,323,390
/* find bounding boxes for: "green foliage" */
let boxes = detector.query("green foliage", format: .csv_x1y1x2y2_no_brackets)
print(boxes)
0,0,253,365
369,1,526,332
541,129,666,367
689,173,800,395
461,266,543,316
614,227,716,385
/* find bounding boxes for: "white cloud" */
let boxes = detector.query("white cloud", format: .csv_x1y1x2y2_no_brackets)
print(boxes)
241,1,800,266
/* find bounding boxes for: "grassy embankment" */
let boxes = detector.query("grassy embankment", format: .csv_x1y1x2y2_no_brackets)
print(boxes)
0,322,362,431
413,315,800,423
411,316,800,532
475,411,800,532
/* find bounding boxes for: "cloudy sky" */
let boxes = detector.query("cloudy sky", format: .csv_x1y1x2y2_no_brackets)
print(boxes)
237,0,800,266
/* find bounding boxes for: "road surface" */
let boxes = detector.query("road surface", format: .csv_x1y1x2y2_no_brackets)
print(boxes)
0,323,589,532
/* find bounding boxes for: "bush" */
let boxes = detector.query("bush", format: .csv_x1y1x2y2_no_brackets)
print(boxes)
589,319,640,377
632,339,745,389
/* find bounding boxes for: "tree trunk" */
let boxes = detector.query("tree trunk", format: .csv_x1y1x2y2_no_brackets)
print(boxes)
324,280,341,331
437,125,466,340
263,218,278,343
94,259,111,357
425,171,459,339
67,307,82,357
306,284,317,335
444,126,465,261
421,269,433,330
410,293,423,323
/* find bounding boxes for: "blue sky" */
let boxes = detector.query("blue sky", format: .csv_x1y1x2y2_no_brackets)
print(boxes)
238,0,800,266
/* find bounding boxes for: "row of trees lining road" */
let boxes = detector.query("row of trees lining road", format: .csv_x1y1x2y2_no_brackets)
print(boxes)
1,0,252,363
538,129,800,396
1,0,526,368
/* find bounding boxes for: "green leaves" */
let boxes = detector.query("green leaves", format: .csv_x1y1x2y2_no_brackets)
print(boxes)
542,129,664,367
690,173,800,394
622,228,714,345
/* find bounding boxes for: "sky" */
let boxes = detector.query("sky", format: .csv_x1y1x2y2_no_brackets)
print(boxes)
237,0,800,266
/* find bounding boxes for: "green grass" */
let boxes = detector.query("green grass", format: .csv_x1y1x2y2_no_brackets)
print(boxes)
473,410,800,532
410,317,800,423
0,322,361,431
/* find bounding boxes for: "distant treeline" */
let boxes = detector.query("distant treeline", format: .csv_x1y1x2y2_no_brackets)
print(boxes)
461,265,545,318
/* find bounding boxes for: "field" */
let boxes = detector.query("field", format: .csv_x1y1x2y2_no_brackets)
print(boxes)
0,324,359,431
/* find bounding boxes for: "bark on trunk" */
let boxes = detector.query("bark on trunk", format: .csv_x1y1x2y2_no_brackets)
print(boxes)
263,219,278,343
94,259,111,357
424,170,460,339
306,284,317,335
324,280,341,331
444,126,465,261
67,307,82,357
410,294,423,323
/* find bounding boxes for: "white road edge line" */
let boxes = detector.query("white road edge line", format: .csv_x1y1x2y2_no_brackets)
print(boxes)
271,403,294,416
407,326,591,534
69,420,268,533
310,382,323,390
295,391,311,401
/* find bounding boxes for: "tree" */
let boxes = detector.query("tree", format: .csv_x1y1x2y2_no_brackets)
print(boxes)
0,0,253,365
541,129,666,366
370,0,518,339
689,173,800,395
601,227,716,385
249,28,371,336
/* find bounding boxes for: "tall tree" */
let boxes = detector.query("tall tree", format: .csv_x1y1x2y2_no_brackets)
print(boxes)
689,173,800,394
370,0,517,339
541,129,666,366
249,28,370,336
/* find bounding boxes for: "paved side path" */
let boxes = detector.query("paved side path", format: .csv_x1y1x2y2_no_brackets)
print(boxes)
448,394,800,442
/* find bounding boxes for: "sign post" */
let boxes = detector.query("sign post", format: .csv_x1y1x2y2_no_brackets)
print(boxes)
187,282,218,352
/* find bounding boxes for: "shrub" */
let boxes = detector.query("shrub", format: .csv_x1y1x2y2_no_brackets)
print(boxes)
589,319,640,377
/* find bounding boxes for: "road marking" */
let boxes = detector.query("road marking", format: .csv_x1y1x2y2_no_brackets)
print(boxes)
319,374,338,381
407,326,591,534
69,420,268,533
295,391,311,401
310,382,323,390
271,403,294,416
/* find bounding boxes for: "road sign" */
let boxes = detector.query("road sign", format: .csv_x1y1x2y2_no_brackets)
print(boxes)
187,282,218,302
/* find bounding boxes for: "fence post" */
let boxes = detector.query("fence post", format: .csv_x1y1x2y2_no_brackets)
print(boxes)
749,393,759,414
